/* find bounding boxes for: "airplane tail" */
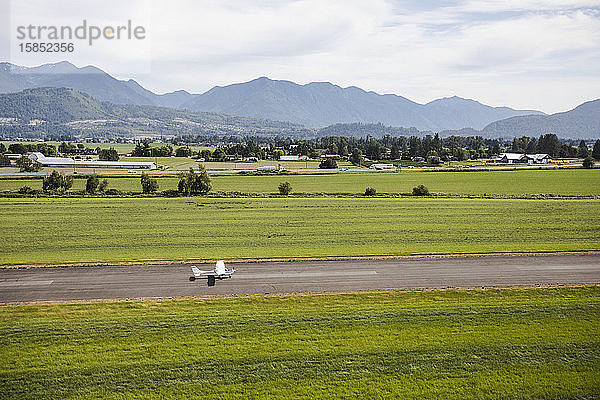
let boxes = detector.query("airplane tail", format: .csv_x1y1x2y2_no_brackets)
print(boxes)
191,266,202,277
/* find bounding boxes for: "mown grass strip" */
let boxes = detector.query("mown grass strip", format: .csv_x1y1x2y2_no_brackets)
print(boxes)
0,287,598,399
0,197,599,265
1,168,599,196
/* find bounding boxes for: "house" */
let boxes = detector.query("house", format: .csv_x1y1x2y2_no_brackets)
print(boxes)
496,153,526,164
524,154,550,164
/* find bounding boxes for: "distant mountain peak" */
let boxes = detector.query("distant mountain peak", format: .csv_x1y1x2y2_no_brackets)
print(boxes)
0,61,549,131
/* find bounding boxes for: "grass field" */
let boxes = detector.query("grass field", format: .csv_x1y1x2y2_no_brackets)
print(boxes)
0,286,598,399
0,197,598,265
1,168,599,196
125,157,336,171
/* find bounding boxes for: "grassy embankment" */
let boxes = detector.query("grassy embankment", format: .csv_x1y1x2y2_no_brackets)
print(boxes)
0,168,599,196
0,286,598,399
0,197,598,265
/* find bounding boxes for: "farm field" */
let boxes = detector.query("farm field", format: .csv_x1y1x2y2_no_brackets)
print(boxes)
0,197,598,265
125,157,334,171
1,286,598,399
0,168,598,196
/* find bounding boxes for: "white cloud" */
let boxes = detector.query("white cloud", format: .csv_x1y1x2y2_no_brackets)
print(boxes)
2,0,599,113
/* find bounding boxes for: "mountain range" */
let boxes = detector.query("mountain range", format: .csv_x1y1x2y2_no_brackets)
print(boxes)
0,61,598,138
0,87,310,139
1,61,544,131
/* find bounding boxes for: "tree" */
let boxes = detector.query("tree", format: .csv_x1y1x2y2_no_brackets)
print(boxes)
178,166,211,195
537,134,561,157
43,170,72,192
577,140,589,158
98,148,119,161
86,175,100,194
592,139,600,161
0,155,10,167
8,143,27,154
319,158,338,169
0,143,6,154
390,145,400,160
16,156,41,172
175,146,192,157
350,149,362,165
133,141,151,157
582,156,595,169
59,142,76,154
212,148,226,161
141,172,159,194
278,181,292,195
199,149,212,160
412,184,430,196
364,187,376,196
98,179,109,192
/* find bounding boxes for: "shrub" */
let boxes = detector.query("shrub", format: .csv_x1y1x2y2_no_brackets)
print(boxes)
161,189,180,197
412,184,430,196
98,148,119,161
16,156,41,172
364,187,377,196
18,186,34,194
178,166,210,195
86,175,100,194
582,156,595,169
0,155,11,167
98,179,109,192
278,181,292,195
43,170,73,192
104,188,122,196
141,172,159,194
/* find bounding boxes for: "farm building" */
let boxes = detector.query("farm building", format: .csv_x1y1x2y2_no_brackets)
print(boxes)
28,152,156,169
369,163,395,170
496,153,550,164
279,155,308,161
524,154,550,164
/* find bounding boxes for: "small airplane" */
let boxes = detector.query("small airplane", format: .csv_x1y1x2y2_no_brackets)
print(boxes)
189,260,235,286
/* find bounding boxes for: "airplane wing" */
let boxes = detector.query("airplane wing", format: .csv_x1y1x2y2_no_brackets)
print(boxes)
191,266,217,277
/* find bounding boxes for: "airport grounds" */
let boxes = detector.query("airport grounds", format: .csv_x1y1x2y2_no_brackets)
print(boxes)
1,149,599,399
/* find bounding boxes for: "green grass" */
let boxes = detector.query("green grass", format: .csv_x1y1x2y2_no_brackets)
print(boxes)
0,197,598,265
1,168,598,196
0,286,598,399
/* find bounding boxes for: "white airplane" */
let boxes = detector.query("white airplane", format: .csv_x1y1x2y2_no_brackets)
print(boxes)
189,260,235,286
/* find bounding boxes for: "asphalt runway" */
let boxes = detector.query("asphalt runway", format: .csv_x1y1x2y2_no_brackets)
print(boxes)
1,254,599,303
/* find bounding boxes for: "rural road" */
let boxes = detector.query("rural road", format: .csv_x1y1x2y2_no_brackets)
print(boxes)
1,254,599,303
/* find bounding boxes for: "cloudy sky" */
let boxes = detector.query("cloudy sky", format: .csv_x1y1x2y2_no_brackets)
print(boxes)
1,0,599,113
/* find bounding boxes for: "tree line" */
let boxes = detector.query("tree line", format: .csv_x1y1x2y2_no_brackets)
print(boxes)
2,134,600,168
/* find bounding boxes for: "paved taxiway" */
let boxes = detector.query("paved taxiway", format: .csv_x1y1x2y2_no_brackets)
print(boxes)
1,254,598,303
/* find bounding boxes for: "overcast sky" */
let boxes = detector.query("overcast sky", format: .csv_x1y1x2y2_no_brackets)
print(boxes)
1,0,599,113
